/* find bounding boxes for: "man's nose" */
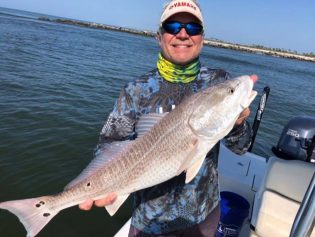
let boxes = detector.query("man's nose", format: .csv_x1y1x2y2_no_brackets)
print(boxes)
176,27,189,39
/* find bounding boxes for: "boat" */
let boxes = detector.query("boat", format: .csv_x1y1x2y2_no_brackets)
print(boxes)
114,87,315,237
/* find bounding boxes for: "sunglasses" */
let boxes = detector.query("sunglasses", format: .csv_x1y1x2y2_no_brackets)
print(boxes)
162,21,203,36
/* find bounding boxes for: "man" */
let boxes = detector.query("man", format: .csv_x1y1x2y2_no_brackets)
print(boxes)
80,0,253,236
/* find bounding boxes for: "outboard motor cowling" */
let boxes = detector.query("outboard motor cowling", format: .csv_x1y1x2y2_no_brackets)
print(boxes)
272,116,315,163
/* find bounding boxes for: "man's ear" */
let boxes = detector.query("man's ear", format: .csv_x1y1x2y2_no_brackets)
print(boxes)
156,31,162,47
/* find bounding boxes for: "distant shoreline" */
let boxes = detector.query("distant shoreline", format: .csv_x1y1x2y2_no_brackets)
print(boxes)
38,17,315,63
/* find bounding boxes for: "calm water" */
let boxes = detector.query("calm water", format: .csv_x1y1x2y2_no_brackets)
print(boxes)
0,7,315,237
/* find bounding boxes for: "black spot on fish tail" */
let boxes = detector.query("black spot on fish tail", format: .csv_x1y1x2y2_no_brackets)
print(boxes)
87,182,91,187
43,213,50,217
35,200,46,208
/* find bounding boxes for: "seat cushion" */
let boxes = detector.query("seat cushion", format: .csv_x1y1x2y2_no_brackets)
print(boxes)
255,191,314,237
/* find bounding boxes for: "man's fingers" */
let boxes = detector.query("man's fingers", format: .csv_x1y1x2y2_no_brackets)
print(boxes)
79,193,117,210
236,108,250,125
94,192,117,207
79,199,94,211
240,108,250,118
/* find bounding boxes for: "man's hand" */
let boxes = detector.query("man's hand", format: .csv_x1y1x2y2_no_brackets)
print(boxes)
79,192,117,211
235,108,250,126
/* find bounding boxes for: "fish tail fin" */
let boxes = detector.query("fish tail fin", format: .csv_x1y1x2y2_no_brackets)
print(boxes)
0,196,59,237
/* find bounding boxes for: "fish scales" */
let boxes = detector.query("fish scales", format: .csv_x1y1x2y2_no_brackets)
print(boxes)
88,112,182,195
104,108,194,194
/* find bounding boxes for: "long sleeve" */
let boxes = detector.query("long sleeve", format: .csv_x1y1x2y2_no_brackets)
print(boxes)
223,120,252,155
95,83,139,156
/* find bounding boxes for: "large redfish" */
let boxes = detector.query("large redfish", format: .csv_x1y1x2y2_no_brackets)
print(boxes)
0,75,257,237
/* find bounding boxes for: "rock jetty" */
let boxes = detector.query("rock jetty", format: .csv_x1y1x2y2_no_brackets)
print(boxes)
38,17,315,63
203,40,315,62
38,17,155,37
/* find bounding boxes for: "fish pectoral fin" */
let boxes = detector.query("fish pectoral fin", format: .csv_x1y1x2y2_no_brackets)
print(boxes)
176,139,199,176
105,194,129,216
185,156,206,183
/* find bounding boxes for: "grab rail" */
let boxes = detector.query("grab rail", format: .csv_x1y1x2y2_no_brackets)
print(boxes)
290,172,315,237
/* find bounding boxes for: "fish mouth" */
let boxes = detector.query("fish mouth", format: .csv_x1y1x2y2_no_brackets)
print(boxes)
241,90,257,109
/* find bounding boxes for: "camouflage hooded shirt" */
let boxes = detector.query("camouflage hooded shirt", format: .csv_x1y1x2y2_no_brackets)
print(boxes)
96,67,252,234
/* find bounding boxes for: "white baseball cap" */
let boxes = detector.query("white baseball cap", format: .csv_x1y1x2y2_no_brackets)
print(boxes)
160,0,204,25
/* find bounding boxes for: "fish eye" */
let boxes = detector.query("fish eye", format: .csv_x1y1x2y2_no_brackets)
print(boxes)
228,88,235,94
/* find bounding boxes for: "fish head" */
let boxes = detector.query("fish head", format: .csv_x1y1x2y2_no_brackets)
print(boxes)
188,75,257,138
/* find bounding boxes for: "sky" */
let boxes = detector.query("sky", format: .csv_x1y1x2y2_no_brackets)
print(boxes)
0,0,314,53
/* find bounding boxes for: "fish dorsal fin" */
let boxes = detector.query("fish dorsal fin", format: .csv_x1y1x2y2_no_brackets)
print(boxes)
185,156,206,183
105,194,129,216
136,113,167,138
64,141,133,190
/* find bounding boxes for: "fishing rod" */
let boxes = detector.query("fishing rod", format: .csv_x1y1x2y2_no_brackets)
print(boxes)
248,86,270,152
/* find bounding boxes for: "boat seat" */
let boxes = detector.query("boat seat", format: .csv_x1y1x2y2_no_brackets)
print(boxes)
250,156,315,237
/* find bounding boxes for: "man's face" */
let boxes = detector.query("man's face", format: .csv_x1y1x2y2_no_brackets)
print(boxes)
157,12,204,65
